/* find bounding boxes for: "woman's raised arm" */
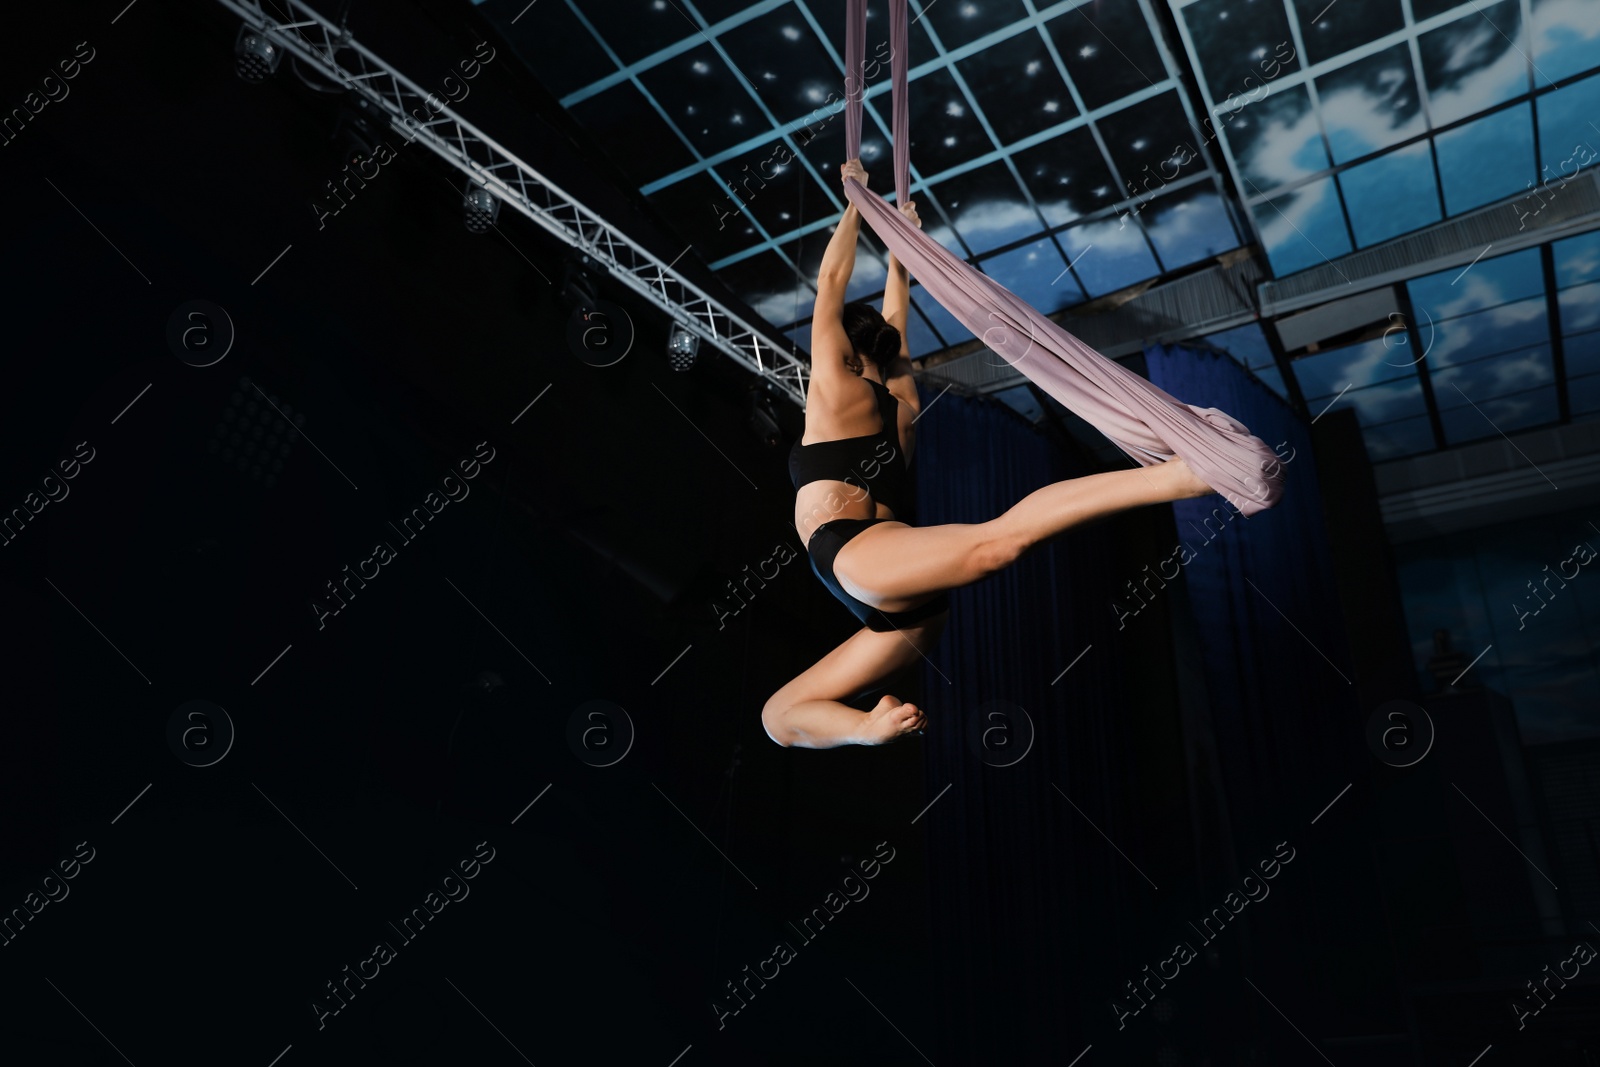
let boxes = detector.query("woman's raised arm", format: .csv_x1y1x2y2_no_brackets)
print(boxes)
818,159,869,291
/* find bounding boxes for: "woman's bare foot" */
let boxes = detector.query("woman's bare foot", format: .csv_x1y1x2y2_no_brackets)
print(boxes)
855,694,926,745
1163,456,1215,501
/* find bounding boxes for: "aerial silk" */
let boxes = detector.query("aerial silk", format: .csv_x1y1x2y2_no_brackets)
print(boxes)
838,0,1285,517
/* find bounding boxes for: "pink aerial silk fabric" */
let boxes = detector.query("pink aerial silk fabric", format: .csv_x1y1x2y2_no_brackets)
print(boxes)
838,0,1285,517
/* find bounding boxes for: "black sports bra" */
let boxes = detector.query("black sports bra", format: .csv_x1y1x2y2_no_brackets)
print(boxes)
788,378,915,521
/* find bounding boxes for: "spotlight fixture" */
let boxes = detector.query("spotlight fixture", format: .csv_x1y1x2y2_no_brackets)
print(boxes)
560,255,601,309
332,96,380,162
234,25,283,83
668,325,700,372
462,183,499,233
746,384,781,448
205,374,302,490
559,254,633,365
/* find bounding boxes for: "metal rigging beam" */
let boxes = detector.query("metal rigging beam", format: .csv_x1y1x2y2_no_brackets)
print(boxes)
215,0,811,407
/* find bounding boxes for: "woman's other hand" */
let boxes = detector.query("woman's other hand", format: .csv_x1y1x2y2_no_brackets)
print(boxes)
841,158,868,188
897,199,921,229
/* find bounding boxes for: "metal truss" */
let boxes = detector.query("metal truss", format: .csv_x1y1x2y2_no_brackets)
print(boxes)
214,0,811,407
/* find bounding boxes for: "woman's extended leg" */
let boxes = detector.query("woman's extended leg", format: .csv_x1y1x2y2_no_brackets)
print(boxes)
762,613,946,748
835,457,1211,611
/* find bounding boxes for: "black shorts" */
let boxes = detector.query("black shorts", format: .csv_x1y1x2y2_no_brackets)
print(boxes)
805,518,950,633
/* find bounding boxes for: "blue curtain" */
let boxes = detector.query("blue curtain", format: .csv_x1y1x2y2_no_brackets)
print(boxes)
912,390,1150,1063
909,349,1361,1063
1143,343,1356,845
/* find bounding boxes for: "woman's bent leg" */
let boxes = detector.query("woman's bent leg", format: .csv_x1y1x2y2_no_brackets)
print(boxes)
835,458,1206,610
762,614,946,748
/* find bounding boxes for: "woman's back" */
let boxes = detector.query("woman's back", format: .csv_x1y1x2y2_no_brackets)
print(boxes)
791,373,915,542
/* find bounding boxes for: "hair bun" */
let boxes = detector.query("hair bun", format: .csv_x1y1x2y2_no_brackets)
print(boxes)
872,324,900,363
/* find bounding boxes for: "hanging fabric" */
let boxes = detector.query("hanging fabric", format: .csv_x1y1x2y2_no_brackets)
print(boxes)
838,0,1285,517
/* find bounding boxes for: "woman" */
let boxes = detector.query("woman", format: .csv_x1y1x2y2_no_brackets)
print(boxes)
761,159,1215,749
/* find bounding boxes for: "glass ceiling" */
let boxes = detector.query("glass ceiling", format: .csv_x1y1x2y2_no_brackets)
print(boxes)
1204,229,1600,461
1173,0,1600,276
478,0,1246,356
477,0,1600,461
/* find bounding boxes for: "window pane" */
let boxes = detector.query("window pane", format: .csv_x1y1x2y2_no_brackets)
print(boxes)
1096,92,1209,200
1413,0,1473,18
582,0,709,65
994,383,1046,423
1406,246,1544,319
778,231,888,303
1434,104,1536,215
1056,217,1161,297
791,100,891,188
1531,0,1600,86
717,249,812,326
1204,322,1277,370
1014,127,1122,227
905,303,942,358
1326,374,1428,424
921,0,1031,49
847,256,889,303
1292,0,1405,66
1419,0,1527,126
784,321,812,357
1181,0,1302,104
978,238,1084,315
1439,383,1559,442
1431,349,1554,408
715,140,830,240
1253,176,1354,276
935,160,1039,256
1047,0,1168,110
1559,281,1600,333
806,0,943,72
1536,70,1600,177
639,45,769,157
1220,83,1329,193
1143,185,1242,270
646,172,763,262
1363,414,1436,460
912,285,973,347
1293,338,1416,398
956,27,1078,147
1338,141,1441,246
906,68,994,175
1251,362,1291,400
1316,44,1427,165
1554,229,1600,287
1561,329,1600,378
1569,371,1600,416
1425,298,1551,368
717,14,847,129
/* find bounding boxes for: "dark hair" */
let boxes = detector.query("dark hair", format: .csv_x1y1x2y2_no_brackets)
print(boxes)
840,300,900,377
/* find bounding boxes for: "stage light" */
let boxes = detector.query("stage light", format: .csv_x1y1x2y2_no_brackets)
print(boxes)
668,325,699,371
747,384,781,447
559,255,633,365
462,183,499,233
206,375,302,489
560,255,601,308
234,25,283,83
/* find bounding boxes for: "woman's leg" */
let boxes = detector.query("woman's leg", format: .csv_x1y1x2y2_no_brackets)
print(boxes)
835,457,1210,610
762,613,947,748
